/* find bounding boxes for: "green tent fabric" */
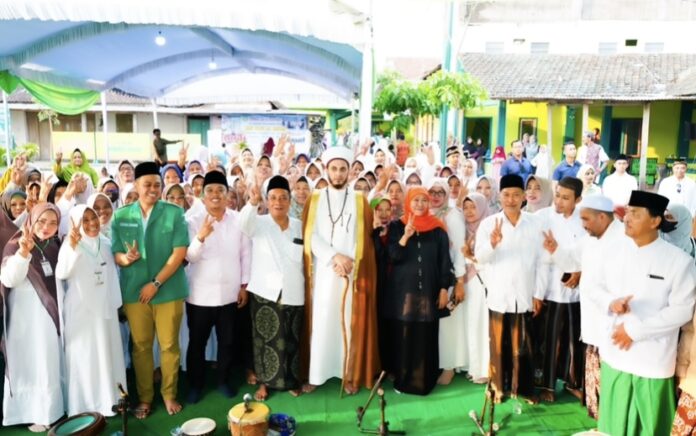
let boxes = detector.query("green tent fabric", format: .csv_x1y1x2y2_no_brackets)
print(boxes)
0,71,100,115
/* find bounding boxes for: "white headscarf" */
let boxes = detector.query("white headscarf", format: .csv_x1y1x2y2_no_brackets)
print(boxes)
661,203,695,257
87,192,113,239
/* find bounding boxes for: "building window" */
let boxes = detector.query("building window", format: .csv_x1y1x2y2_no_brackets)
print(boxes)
116,113,134,133
530,42,549,54
625,39,638,47
645,42,664,53
485,41,504,54
598,42,617,54
54,114,81,132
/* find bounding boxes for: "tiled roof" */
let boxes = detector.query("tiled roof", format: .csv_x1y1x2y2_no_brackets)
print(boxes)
459,53,696,101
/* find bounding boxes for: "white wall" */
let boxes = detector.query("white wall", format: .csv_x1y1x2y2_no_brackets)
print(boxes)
457,21,696,55
10,109,28,145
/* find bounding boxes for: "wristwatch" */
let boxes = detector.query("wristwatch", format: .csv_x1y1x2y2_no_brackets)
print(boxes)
152,278,162,289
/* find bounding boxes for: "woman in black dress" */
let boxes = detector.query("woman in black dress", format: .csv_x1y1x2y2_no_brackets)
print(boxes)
385,186,455,395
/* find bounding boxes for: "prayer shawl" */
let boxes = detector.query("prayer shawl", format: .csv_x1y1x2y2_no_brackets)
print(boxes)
300,190,380,389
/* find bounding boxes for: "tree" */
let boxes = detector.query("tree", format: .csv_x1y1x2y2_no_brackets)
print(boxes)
372,69,486,133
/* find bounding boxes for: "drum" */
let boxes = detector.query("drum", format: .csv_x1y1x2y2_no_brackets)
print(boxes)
48,412,106,436
227,401,270,436
180,417,216,436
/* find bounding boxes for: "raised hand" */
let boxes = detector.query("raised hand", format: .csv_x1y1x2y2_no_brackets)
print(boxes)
39,179,53,203
55,151,63,165
178,143,189,161
461,236,476,261
403,213,416,239
197,214,216,242
11,165,25,186
542,230,558,254
123,240,141,265
68,218,82,250
249,182,262,206
490,218,503,249
609,295,633,315
18,219,35,258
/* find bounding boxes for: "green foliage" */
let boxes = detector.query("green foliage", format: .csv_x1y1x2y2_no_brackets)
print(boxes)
373,69,487,132
37,108,60,126
12,143,40,160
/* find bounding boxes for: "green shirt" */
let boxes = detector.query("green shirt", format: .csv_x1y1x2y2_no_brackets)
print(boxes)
111,200,190,304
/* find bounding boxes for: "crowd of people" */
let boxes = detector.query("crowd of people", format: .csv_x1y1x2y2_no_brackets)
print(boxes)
1,127,696,435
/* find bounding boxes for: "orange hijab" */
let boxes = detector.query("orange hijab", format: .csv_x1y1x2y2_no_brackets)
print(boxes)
400,186,447,233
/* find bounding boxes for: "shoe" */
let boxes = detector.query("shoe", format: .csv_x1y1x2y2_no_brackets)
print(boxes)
218,383,237,398
186,388,202,404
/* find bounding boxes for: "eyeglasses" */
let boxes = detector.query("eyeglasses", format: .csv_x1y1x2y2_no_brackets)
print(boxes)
429,190,447,197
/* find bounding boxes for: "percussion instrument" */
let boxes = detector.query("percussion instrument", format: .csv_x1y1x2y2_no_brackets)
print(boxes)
268,413,297,436
48,412,106,436
228,401,270,436
180,417,216,436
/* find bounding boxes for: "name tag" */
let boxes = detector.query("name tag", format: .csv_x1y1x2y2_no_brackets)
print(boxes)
119,223,139,228
648,274,665,280
41,260,53,277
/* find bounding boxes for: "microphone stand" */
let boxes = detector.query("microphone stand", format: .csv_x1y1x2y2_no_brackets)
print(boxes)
111,383,129,436
356,371,405,435
469,379,500,436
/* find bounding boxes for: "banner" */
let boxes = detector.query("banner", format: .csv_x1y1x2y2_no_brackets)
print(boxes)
221,114,311,156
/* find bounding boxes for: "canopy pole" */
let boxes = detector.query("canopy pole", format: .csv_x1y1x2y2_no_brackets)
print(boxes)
547,103,553,153
582,103,589,134
358,9,374,147
2,91,11,167
100,92,109,168
151,98,159,129
639,102,651,189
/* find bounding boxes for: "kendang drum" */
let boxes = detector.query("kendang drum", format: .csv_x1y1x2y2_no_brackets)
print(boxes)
228,401,270,436
180,417,216,436
48,412,106,436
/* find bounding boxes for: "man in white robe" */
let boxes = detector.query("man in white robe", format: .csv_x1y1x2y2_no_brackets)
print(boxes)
301,146,379,395
601,154,637,207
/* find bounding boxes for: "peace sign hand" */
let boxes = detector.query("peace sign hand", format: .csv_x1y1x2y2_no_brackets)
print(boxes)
249,182,262,207
403,213,416,239
490,218,503,249
197,214,216,242
461,236,476,261
68,218,82,250
123,240,141,265
18,219,35,258
55,151,63,165
542,230,558,254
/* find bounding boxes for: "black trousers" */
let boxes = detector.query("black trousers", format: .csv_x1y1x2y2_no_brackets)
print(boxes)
186,302,237,389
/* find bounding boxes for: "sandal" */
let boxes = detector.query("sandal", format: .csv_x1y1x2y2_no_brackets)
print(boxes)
132,403,152,420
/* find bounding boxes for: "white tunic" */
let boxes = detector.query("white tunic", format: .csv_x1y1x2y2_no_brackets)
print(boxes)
56,235,126,416
439,207,468,370
601,172,637,207
658,176,696,216
0,254,64,426
592,236,696,378
475,211,546,313
535,207,586,303
308,187,358,385
552,219,627,347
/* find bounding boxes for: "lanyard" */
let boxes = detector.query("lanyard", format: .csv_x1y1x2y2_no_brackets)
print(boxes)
33,239,50,260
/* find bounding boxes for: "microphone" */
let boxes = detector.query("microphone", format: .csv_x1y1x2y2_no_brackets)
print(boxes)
243,393,252,412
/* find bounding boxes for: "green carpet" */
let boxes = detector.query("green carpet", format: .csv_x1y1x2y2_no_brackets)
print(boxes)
0,372,597,435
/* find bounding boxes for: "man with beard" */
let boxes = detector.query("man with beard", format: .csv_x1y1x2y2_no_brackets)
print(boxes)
300,146,380,395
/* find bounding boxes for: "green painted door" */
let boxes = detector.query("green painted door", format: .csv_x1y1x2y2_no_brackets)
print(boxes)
187,116,210,146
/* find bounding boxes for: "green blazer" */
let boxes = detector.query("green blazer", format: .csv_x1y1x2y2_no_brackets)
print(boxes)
111,200,190,304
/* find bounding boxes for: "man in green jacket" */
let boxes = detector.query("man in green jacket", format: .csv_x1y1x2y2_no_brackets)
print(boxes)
112,161,189,418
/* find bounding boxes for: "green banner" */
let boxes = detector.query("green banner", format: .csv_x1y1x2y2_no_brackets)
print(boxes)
0,71,100,115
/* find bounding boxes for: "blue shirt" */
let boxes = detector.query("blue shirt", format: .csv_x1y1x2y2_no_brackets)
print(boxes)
500,156,534,182
552,160,582,181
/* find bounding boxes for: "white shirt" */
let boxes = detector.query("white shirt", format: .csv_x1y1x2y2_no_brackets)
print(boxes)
658,176,696,215
602,172,638,207
239,203,305,306
185,208,251,306
475,211,546,313
592,236,696,378
535,207,586,303
553,219,626,346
